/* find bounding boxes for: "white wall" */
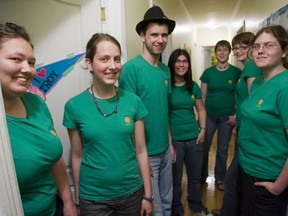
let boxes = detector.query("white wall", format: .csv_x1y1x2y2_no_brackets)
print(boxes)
123,0,151,60
0,0,102,165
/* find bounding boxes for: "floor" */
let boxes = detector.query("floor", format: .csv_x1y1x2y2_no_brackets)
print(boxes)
181,134,236,216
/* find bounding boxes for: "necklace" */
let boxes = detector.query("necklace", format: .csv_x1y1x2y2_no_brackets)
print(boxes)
90,85,119,117
217,64,229,70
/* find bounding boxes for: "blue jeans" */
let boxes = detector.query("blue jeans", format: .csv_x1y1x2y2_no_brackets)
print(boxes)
172,139,205,214
222,132,241,216
149,148,173,216
202,116,233,182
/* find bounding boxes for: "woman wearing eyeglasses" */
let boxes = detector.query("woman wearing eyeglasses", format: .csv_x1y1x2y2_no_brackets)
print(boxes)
200,40,242,191
238,25,288,215
168,49,213,216
212,32,263,216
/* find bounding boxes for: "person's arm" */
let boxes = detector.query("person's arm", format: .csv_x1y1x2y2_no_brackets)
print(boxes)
50,157,77,216
200,82,207,105
168,125,176,163
67,129,83,208
255,128,288,195
255,158,288,196
195,98,206,144
134,119,152,216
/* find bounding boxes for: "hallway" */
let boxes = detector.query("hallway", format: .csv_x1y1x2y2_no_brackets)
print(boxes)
181,134,236,216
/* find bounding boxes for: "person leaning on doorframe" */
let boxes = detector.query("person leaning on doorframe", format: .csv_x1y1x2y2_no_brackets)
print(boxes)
0,22,77,216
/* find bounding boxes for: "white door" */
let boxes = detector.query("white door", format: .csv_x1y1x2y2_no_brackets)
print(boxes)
0,0,102,213
0,0,102,164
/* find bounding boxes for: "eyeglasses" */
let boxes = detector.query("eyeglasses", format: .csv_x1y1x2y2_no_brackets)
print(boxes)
176,59,189,64
251,42,280,51
232,45,248,52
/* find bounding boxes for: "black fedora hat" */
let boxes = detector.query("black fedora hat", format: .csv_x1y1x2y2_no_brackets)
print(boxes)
135,6,176,35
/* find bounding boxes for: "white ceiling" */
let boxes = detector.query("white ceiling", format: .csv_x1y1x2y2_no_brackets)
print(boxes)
181,0,240,29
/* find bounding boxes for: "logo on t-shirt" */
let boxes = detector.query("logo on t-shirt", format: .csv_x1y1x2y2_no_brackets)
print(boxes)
165,79,168,87
228,80,232,84
124,116,132,126
191,95,195,100
50,129,57,136
256,99,264,108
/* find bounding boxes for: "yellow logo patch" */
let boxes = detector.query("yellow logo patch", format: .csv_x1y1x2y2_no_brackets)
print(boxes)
165,80,168,86
125,116,132,126
50,129,57,136
257,99,264,107
125,117,131,123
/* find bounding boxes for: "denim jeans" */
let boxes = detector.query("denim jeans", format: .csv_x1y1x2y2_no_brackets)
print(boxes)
172,139,205,214
149,147,173,216
221,132,241,216
79,187,143,216
202,116,233,182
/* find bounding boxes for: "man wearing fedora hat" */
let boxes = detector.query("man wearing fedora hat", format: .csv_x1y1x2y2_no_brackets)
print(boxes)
119,5,176,216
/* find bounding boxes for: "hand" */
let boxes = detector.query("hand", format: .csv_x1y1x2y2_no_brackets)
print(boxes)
169,145,176,163
254,181,281,196
196,130,205,144
227,115,236,127
232,126,237,136
63,202,78,216
149,164,154,177
141,200,152,216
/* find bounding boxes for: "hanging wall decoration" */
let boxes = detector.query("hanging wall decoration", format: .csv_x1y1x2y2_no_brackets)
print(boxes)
27,52,85,100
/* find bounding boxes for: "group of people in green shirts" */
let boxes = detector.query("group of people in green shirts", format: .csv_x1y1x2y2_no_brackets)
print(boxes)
1,5,287,216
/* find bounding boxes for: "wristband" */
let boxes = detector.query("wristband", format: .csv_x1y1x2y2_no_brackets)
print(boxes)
143,195,154,203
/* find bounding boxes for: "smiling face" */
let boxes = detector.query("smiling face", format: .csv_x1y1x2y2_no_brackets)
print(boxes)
141,22,169,57
252,32,287,72
232,43,249,63
174,54,189,78
0,37,36,99
86,40,122,86
216,45,230,64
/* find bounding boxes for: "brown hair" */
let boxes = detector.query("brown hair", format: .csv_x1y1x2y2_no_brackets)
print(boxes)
85,33,121,61
252,25,288,69
168,49,194,93
214,40,231,53
0,22,33,49
232,32,254,47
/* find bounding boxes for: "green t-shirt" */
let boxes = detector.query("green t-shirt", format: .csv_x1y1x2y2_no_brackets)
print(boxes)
238,70,288,179
235,60,262,129
119,55,171,155
7,93,62,216
200,65,242,116
63,88,148,200
169,82,202,140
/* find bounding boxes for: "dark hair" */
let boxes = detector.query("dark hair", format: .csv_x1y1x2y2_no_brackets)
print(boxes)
168,49,194,93
251,25,288,69
214,40,231,53
0,22,33,49
232,32,254,47
85,33,121,61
